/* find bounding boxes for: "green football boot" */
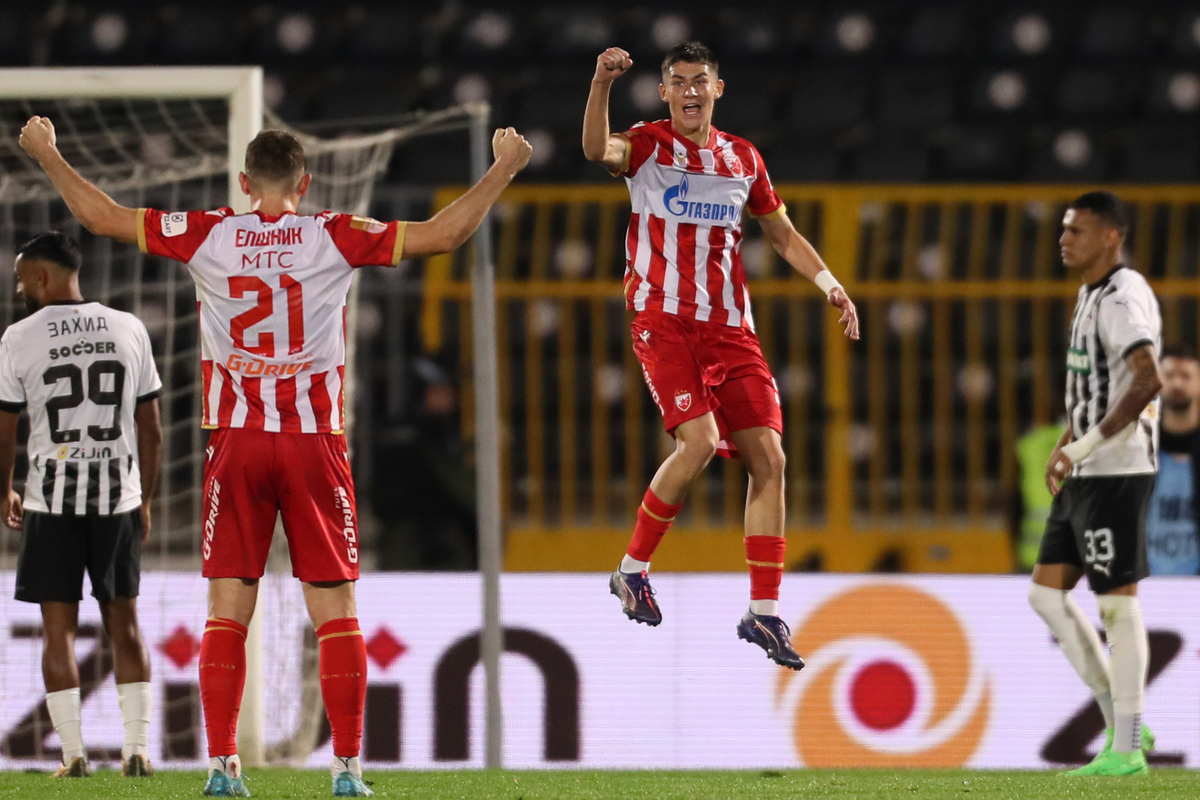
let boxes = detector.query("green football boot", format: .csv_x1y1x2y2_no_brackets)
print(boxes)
1063,748,1148,777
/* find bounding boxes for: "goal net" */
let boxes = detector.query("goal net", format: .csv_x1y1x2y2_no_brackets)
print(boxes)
0,68,481,768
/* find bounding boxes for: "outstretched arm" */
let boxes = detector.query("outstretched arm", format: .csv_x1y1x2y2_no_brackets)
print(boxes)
759,212,860,340
401,127,532,258
19,117,139,244
582,47,633,171
1048,343,1161,490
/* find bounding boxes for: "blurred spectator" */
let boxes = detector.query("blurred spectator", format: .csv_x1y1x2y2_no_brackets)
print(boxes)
1146,343,1200,575
1014,417,1067,572
372,358,477,570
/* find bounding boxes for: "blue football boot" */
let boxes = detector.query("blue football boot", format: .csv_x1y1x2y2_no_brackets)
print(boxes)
332,757,374,796
737,609,805,670
203,756,250,797
609,569,662,626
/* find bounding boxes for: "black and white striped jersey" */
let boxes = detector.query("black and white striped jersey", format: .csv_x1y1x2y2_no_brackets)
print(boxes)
1064,265,1161,477
0,302,161,515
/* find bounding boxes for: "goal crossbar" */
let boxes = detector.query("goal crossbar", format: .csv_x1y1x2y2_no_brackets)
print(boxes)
0,66,262,214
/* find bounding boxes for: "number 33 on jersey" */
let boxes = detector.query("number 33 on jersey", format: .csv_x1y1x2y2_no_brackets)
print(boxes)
136,207,406,434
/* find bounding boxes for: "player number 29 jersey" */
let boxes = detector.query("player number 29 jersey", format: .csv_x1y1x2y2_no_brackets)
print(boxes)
137,207,406,434
0,302,162,515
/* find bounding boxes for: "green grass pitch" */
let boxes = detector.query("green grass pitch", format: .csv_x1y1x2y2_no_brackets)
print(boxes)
0,768,1195,799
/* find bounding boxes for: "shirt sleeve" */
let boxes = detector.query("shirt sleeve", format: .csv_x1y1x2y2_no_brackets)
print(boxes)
137,207,230,263
613,126,659,178
134,322,163,403
0,333,26,412
323,213,407,267
1098,289,1159,360
746,146,786,220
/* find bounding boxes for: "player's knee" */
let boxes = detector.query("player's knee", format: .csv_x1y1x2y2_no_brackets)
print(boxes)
680,431,719,468
1027,582,1063,617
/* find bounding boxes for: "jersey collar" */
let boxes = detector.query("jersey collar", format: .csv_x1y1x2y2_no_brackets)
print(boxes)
667,120,720,151
46,299,87,306
1087,263,1125,290
251,210,296,223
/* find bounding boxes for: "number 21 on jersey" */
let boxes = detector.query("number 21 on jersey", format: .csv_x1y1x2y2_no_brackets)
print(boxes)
229,275,305,356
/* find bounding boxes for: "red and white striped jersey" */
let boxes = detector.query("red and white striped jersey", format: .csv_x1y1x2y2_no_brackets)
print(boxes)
616,119,785,329
137,208,406,433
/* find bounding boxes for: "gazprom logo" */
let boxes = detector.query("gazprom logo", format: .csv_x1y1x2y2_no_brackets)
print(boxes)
662,175,739,221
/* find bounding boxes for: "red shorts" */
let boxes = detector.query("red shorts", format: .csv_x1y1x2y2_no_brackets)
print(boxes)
631,311,783,458
201,428,360,582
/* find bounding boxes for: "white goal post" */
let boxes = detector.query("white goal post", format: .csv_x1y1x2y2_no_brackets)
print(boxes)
0,68,506,769
0,66,269,764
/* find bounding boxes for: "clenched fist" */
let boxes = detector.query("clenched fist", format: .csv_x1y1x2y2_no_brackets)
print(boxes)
594,47,632,83
492,127,532,174
19,116,57,161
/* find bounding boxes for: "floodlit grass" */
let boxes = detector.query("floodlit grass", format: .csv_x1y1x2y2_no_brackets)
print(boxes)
0,767,1195,799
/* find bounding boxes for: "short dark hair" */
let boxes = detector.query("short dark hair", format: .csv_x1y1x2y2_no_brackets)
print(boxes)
1161,342,1198,362
16,231,81,272
245,129,306,187
1068,191,1130,237
662,41,718,77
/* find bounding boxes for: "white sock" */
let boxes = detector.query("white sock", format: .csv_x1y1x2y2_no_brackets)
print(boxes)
1098,594,1148,754
45,687,85,763
1095,690,1116,731
620,555,650,574
332,754,362,779
209,754,241,778
749,599,779,616
116,681,151,761
1028,584,1114,721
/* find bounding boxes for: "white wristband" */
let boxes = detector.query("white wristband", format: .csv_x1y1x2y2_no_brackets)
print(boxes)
814,270,842,296
1061,428,1104,464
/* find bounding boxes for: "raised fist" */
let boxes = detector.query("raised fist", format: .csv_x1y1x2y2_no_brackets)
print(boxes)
594,47,633,83
19,116,57,160
492,127,532,173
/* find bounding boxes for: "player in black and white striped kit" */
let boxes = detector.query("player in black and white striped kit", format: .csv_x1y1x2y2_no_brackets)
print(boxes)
1028,192,1163,776
0,233,163,779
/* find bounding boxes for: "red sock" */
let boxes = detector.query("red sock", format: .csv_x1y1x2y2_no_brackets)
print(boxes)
626,488,684,562
199,617,247,758
745,536,787,600
318,618,368,759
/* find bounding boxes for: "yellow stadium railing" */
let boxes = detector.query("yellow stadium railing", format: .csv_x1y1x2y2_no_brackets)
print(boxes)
418,185,1200,573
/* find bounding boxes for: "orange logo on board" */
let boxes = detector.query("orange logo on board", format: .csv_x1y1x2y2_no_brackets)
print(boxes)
776,584,991,768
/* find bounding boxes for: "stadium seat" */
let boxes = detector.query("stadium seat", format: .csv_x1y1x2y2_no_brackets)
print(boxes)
1057,69,1136,120
1169,11,1200,56
1120,125,1200,181
877,69,956,131
249,5,343,66
1027,128,1108,181
1078,7,1145,58
395,129,471,184
0,9,25,66
537,8,615,59
941,127,1022,181
902,6,970,59
761,143,841,181
1145,68,1200,117
515,76,591,131
155,5,249,64
713,68,783,132
785,67,871,137
851,139,930,181
342,7,425,65
965,69,1039,120
988,9,1061,57
315,70,423,122
714,10,788,59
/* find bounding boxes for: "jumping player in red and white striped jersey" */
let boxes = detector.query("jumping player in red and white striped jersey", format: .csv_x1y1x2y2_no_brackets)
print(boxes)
21,116,531,796
584,43,859,670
